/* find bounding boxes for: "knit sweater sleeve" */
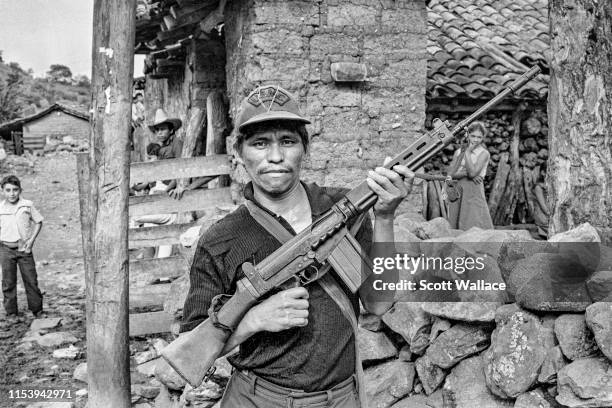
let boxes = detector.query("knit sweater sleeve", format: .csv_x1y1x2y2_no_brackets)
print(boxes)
180,242,229,333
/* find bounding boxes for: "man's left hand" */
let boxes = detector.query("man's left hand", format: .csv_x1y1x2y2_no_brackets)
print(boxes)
168,185,187,200
366,157,414,218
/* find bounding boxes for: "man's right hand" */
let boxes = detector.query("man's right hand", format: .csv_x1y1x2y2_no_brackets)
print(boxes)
243,287,309,333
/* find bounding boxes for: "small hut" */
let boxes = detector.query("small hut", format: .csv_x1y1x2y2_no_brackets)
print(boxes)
0,103,89,154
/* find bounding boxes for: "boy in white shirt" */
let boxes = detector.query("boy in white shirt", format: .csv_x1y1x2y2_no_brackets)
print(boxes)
0,175,44,321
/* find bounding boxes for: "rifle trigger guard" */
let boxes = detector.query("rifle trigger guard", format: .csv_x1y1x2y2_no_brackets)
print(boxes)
208,294,235,334
298,265,319,285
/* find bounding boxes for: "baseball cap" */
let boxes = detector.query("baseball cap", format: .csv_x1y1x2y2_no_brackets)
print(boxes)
236,85,311,132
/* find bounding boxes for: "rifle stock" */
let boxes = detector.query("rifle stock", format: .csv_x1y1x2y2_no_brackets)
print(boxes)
161,281,258,387
159,66,542,387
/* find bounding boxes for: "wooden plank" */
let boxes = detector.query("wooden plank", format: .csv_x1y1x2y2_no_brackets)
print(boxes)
130,256,188,286
129,284,172,311
129,186,232,216
156,59,184,68
129,311,174,336
129,222,198,248
130,154,230,184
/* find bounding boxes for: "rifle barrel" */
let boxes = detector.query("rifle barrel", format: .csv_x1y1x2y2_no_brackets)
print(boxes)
454,66,541,135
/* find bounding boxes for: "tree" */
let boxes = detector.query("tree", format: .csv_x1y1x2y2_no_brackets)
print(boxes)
47,64,73,82
548,0,612,241
75,74,91,88
0,65,25,122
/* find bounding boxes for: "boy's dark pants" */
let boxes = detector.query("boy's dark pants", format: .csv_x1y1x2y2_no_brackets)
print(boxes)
1,245,43,315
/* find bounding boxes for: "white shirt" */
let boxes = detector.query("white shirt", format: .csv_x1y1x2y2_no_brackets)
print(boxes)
0,198,44,243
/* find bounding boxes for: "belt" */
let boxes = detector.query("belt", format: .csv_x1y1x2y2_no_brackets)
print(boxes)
236,370,357,405
1,241,19,249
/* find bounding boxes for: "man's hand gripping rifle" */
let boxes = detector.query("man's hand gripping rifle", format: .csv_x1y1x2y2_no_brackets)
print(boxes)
160,66,541,387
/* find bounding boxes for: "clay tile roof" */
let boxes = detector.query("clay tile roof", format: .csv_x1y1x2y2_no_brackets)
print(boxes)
427,0,549,100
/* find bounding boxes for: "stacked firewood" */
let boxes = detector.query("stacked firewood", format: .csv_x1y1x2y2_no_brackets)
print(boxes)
423,105,548,226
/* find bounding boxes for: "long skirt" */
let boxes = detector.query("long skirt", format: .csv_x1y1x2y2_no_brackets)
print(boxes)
447,178,494,230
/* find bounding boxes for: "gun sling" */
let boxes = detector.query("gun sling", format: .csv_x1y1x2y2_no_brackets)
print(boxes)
245,200,369,407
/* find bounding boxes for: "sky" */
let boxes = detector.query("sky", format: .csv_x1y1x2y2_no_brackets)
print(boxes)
0,0,144,78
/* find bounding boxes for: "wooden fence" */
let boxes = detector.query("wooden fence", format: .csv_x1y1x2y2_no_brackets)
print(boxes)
77,153,233,337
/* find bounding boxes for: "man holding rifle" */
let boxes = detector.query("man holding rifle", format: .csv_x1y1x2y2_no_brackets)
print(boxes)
180,85,413,407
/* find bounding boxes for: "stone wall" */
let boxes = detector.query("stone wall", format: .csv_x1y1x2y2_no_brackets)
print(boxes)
145,221,612,407
224,0,427,214
22,111,89,152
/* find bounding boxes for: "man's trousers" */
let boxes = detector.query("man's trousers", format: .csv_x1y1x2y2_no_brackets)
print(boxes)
220,370,360,408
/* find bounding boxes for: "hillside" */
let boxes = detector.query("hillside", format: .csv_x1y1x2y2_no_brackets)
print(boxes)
0,59,90,123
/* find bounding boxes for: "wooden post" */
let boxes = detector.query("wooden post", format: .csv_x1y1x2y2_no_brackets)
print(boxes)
549,1,612,241
493,105,526,225
87,0,135,406
488,152,510,220
206,91,230,188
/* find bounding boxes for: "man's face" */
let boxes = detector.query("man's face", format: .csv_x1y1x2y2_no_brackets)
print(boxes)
2,183,21,204
154,123,172,144
239,127,305,197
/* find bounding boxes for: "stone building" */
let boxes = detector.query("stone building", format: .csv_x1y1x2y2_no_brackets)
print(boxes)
135,0,428,213
135,0,552,224
0,103,89,154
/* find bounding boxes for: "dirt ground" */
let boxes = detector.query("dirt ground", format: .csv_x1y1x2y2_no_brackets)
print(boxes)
0,153,90,408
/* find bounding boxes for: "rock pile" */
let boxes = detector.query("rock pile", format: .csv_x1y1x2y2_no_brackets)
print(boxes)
43,135,88,154
148,220,611,408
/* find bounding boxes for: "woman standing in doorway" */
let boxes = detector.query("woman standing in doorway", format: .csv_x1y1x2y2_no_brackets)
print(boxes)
447,121,494,230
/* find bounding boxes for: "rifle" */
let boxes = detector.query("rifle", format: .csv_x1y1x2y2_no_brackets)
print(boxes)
161,66,541,387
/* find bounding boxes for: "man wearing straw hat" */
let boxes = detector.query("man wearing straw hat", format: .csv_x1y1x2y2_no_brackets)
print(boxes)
131,109,184,258
180,85,413,407
148,108,183,161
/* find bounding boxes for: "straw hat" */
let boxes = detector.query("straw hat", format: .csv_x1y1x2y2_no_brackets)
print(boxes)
236,85,310,132
148,108,182,132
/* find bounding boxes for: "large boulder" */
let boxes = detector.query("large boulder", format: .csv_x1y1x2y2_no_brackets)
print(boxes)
586,270,612,302
483,308,547,398
382,302,431,354
538,346,568,384
509,253,593,312
549,223,601,243
454,226,533,248
554,314,599,360
421,302,499,323
30,318,62,332
426,323,490,369
556,357,612,408
73,362,88,383
33,332,78,348
364,360,415,408
180,381,224,407
442,356,513,408
515,388,560,408
154,358,187,391
415,217,453,240
358,327,397,363
390,394,429,408
359,313,384,331
585,302,612,361
415,354,447,395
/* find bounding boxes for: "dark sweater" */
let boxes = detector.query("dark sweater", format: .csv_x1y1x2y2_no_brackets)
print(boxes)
180,182,372,391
